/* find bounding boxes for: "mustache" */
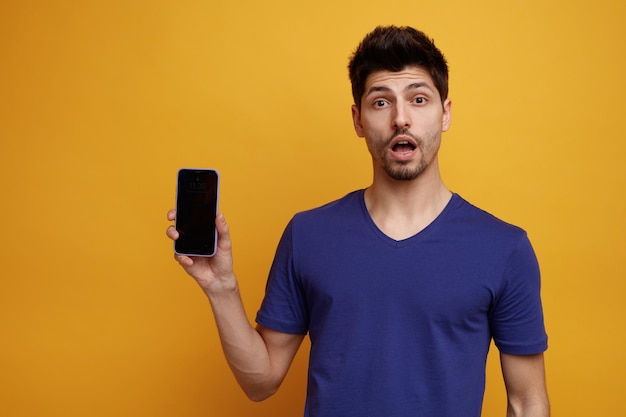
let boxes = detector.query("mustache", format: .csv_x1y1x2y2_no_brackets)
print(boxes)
387,129,423,146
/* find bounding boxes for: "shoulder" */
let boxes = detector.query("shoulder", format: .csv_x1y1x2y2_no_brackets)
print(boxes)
278,190,367,250
292,190,364,225
448,194,527,236
443,194,533,257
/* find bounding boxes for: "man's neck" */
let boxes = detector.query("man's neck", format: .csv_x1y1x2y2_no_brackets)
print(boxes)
364,171,452,241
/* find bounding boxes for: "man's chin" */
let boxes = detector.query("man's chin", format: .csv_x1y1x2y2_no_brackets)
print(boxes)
383,162,426,181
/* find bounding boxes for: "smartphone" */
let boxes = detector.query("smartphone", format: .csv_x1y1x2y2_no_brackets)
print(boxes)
174,168,220,257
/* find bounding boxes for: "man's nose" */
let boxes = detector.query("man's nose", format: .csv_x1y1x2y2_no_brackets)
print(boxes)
392,102,411,129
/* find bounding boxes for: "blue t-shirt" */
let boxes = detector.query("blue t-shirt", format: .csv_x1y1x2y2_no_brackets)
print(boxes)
256,191,547,417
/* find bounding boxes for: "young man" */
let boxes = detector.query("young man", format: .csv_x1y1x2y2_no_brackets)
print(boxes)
166,26,549,417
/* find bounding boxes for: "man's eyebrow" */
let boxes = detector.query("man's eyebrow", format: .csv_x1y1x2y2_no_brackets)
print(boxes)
405,82,432,91
365,85,393,96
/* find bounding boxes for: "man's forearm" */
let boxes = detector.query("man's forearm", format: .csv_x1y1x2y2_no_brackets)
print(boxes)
205,286,277,401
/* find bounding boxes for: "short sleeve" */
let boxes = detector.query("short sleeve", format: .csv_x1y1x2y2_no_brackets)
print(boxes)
490,233,548,354
255,219,309,335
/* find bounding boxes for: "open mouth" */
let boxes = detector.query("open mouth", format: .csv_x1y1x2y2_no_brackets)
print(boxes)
390,133,419,154
392,140,417,153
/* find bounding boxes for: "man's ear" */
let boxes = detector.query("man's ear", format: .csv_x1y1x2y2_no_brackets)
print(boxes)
442,98,452,132
351,104,365,138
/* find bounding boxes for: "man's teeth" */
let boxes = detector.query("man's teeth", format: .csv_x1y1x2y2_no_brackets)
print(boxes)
393,141,414,151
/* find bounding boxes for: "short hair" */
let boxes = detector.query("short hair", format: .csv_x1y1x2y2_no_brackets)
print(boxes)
348,26,449,109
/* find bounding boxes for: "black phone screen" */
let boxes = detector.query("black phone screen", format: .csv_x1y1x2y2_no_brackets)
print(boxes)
175,168,219,257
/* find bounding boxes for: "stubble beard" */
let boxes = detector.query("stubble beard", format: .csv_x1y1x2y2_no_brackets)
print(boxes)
379,129,431,181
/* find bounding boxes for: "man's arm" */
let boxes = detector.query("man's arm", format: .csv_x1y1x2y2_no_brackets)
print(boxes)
500,352,550,417
208,287,304,401
207,284,304,401
167,211,304,401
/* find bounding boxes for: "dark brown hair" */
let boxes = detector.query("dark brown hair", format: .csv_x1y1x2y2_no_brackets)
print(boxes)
348,26,449,109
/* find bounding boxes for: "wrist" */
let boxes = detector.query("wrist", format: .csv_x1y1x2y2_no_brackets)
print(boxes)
203,274,239,300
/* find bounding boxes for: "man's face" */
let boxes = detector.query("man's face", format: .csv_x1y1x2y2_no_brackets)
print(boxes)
352,66,452,181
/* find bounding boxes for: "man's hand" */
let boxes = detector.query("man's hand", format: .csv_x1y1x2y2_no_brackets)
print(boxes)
166,210,236,295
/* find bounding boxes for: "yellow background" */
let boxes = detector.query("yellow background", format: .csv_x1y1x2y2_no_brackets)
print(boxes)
1,0,624,416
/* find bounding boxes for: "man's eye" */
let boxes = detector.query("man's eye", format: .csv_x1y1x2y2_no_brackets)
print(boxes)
374,100,387,107
413,97,426,104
